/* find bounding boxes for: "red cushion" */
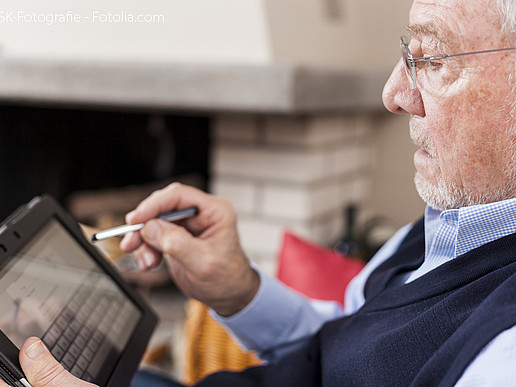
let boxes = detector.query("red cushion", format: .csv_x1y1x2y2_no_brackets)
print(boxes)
277,231,365,307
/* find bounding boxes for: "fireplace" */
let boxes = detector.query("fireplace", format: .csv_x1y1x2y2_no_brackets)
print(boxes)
0,0,422,272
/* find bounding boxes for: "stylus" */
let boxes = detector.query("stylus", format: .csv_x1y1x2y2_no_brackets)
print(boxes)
19,378,32,387
91,206,199,242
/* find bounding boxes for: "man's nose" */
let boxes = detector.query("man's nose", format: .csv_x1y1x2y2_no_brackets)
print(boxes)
382,59,425,117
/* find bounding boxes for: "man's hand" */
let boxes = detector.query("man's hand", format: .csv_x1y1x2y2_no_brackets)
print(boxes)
120,183,260,317
0,337,97,387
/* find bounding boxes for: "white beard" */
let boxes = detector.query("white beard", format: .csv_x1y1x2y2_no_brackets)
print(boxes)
411,130,516,211
414,163,516,211
414,173,475,211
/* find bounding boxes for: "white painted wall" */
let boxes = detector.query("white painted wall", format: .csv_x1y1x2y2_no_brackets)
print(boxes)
0,0,413,69
0,0,272,64
264,0,412,70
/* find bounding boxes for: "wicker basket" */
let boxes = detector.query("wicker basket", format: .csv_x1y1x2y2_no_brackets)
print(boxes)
183,299,262,385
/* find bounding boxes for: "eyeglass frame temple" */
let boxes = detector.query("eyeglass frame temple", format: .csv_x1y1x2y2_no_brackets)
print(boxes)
401,35,516,64
400,36,516,89
410,46,516,63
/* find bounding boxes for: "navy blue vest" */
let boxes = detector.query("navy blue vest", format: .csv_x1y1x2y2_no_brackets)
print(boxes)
197,218,516,386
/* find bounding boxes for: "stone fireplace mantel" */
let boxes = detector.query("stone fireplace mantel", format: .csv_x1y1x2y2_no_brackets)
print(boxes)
0,58,387,114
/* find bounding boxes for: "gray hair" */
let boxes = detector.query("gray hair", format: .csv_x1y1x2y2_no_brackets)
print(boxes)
495,0,516,42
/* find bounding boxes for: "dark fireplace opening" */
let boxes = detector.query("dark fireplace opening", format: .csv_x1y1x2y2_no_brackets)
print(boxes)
0,104,211,221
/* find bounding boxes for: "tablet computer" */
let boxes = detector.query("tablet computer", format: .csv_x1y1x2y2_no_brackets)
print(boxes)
0,195,158,387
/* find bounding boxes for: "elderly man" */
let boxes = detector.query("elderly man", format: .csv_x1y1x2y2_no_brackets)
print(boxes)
6,0,516,386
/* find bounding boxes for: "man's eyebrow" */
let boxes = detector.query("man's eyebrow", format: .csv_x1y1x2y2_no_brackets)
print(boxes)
406,23,457,51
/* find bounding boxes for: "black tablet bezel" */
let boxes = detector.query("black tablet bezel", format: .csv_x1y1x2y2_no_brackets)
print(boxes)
0,195,158,387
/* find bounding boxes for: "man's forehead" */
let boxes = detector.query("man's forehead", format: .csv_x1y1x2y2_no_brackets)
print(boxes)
408,0,497,50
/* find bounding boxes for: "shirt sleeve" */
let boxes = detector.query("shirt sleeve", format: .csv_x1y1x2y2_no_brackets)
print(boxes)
454,325,516,386
211,267,342,361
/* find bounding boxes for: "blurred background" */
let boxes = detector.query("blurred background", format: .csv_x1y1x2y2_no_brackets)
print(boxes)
0,0,422,261
0,0,423,378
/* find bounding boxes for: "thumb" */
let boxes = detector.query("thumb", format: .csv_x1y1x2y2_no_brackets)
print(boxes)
141,220,196,259
20,337,95,387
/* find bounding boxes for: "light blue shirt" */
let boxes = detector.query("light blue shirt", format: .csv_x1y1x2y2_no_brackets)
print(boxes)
215,198,516,385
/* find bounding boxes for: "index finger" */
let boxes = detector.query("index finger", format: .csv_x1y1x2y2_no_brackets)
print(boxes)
126,183,213,233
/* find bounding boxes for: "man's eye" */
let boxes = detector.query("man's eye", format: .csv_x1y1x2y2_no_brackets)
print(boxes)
423,61,444,70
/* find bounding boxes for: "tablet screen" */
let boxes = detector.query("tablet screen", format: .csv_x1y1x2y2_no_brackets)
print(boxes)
0,219,142,385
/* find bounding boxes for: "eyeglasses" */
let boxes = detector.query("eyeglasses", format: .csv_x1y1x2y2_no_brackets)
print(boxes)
400,36,516,89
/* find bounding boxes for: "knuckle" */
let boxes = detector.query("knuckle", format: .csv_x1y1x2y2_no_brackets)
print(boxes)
161,230,185,254
217,197,237,223
195,259,220,281
146,189,164,204
33,362,68,387
217,196,232,208
165,182,182,193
